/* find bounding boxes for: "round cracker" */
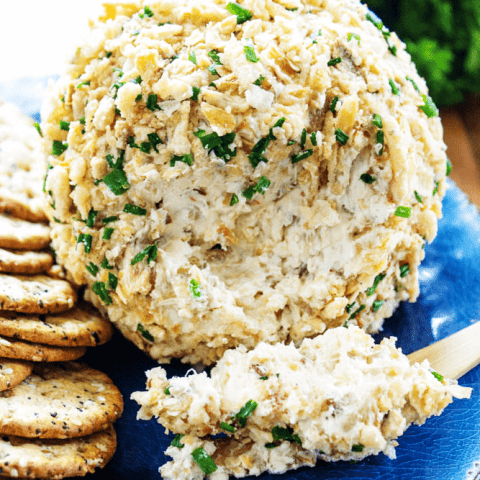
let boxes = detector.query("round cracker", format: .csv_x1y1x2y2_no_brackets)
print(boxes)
0,274,76,314
0,214,50,250
0,336,86,362
0,304,113,347
0,357,32,392
0,362,123,439
0,248,53,274
0,425,116,479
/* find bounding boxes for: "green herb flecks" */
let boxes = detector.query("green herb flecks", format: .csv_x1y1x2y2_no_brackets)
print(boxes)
394,206,411,218
103,228,114,240
147,133,162,153
131,244,157,266
51,140,68,156
171,434,184,448
254,75,265,86
189,279,203,300
400,264,410,278
76,81,91,89
346,302,356,314
139,6,154,18
242,176,271,200
164,386,171,395
190,86,201,102
420,94,439,118
248,118,285,168
376,130,385,155
244,45,259,63
328,57,342,67
372,114,383,129
77,233,92,254
101,257,114,270
366,273,386,296
86,263,99,277
146,94,161,112
415,191,423,203
59,120,70,131
349,304,366,320
194,130,236,162
360,173,376,184
235,400,258,427
102,169,130,196
372,300,384,312
208,50,222,65
124,204,147,216
108,272,118,290
102,216,118,224
33,122,43,137
330,96,339,113
389,79,400,95
189,51,197,65
431,371,444,382
291,149,314,164
446,158,452,176
335,128,349,145
137,323,154,341
226,2,252,24
86,208,98,228
191,447,218,476
230,193,239,206
433,181,439,196
300,128,307,149
348,32,361,45
271,426,302,445
352,444,365,453
92,282,112,306
43,165,53,193
220,422,236,433
366,12,383,30
170,153,194,167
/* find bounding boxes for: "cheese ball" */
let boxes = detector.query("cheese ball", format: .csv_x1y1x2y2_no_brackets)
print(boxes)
41,0,448,365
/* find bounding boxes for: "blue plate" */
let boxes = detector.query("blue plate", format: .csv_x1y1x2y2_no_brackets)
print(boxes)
2,76,479,480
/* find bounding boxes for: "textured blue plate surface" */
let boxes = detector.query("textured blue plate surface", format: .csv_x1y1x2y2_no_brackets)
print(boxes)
2,77,480,480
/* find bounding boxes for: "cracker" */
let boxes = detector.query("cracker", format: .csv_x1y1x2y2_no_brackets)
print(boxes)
0,425,116,479
0,336,86,362
0,248,53,274
0,358,32,392
0,101,48,223
0,274,76,314
0,214,50,251
0,362,123,439
0,304,113,347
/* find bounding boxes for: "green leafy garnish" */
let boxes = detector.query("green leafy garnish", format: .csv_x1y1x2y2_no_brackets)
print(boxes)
271,426,302,445
171,434,184,448
51,140,68,156
360,173,376,184
420,94,439,118
415,191,423,203
248,117,285,168
92,282,112,305
76,81,91,89
170,153,194,167
242,176,271,200
191,447,218,476
147,132,162,153
190,86,201,102
123,204,147,216
254,75,265,86
208,49,222,65
372,114,383,129
389,79,400,95
146,94,161,111
108,272,118,290
59,120,70,131
102,216,118,224
366,12,383,30
346,302,356,314
376,130,385,155
103,227,114,240
244,45,259,63
349,304,366,320
406,76,421,93
220,422,236,433
164,387,171,395
372,300,384,312
431,371,444,382
137,323,154,341
394,206,411,218
33,122,43,137
86,208,98,228
260,375,268,380
400,264,410,278
352,444,365,453
131,244,157,266
433,181,439,196
310,132,317,146
235,400,258,427
189,51,197,64
86,262,99,277
446,158,452,176
139,6,154,18
207,65,219,76
189,279,203,300
77,233,92,254
291,149,314,164
230,193,239,206
226,2,252,24
328,57,342,67
194,130,236,162
335,128,349,145
102,169,130,196
366,273,386,296
348,32,361,45
300,128,307,149
101,257,114,270
330,96,339,113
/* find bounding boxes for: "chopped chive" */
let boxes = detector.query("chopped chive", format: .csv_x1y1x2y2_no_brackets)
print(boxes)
376,130,385,155
86,262,99,277
254,75,265,86
191,447,218,476
51,140,68,156
248,117,285,168
190,86,201,102
140,141,152,154
208,49,222,65
128,136,140,149
300,128,307,149
328,57,342,67
189,51,197,65
415,191,423,203
431,371,444,382
310,132,317,146
194,130,236,162
137,323,154,341
389,79,400,95
235,399,258,427
147,132,162,153
102,169,130,196
372,300,384,312
105,52,113,58
366,273,386,296
265,442,278,449
347,32,361,45
103,227,114,240
59,120,70,131
420,95,439,118
352,444,365,453
291,149,314,164
360,173,376,184
433,181,440,196
76,81,91,89
406,76,420,93
170,153,194,167
86,208,98,228
171,434,184,448
242,186,256,200
244,45,259,63
143,6,154,17
77,233,92,254
164,387,171,395
101,257,114,270
349,304,365,320
207,65,219,76
79,117,86,125
132,30,140,36
135,93,143,102
260,375,268,380
226,2,252,24
446,158,452,176
255,176,271,194
102,216,118,224
271,426,302,445
131,244,157,265
399,264,410,278
372,113,383,129
146,94,161,111
220,422,236,433
108,272,118,290
346,302,356,314
230,193,239,206
92,282,112,305
394,206,411,218
366,12,383,30
33,122,43,137
330,96,339,113
335,128,349,145
189,279,203,300
124,204,147,216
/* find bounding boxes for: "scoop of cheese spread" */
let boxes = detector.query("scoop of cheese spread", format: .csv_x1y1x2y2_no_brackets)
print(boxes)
41,0,447,364
132,326,471,480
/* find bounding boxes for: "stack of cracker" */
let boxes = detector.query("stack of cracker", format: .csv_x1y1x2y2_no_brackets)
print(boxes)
0,100,123,479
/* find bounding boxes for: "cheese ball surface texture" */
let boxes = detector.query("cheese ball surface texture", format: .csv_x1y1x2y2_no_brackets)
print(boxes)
41,0,447,365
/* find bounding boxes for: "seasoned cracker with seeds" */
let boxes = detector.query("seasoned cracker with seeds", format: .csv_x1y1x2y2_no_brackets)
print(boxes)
0,274,76,314
0,362,123,439
0,304,113,347
0,213,50,251
0,247,53,274
0,335,86,362
0,357,32,391
0,100,48,223
0,425,116,479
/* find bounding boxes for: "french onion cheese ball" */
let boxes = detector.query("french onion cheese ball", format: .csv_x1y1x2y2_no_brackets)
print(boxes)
41,0,448,365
